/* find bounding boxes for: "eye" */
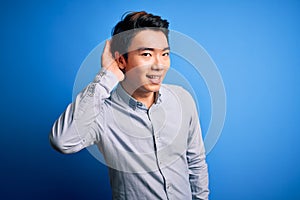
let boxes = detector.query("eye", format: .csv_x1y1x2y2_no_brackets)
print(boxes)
141,52,152,57
162,52,170,57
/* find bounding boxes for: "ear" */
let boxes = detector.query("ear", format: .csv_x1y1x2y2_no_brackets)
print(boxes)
114,51,126,70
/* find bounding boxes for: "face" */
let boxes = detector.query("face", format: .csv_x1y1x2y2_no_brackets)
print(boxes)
119,29,170,95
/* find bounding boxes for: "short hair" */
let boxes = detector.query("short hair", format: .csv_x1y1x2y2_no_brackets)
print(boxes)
110,11,169,59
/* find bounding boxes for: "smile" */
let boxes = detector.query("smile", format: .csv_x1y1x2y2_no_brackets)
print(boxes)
146,75,162,84
146,75,161,79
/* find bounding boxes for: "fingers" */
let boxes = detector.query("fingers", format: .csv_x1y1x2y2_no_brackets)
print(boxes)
102,40,112,59
101,39,125,81
102,40,115,70
103,40,112,55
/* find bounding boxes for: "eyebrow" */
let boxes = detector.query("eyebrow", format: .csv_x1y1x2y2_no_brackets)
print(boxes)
136,47,170,52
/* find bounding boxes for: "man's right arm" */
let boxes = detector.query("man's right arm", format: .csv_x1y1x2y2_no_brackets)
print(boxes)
49,41,124,154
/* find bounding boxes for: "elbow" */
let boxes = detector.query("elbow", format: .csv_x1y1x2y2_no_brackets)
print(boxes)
49,127,81,154
49,132,73,154
49,116,83,154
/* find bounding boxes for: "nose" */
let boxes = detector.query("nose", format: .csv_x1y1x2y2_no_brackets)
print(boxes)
151,64,164,71
151,55,167,71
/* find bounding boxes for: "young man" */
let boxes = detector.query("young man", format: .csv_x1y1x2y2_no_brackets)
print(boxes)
50,11,209,199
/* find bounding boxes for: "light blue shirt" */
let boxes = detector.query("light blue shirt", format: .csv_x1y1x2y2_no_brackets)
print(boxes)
50,69,209,199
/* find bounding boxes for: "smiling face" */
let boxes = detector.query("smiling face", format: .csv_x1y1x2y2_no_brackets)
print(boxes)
119,29,170,97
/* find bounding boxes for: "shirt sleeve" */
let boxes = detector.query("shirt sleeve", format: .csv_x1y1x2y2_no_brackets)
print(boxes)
186,96,210,200
49,69,119,154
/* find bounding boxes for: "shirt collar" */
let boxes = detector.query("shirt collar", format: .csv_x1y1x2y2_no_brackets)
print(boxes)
116,84,162,110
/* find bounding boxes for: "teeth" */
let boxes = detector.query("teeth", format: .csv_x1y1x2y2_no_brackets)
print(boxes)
148,75,160,79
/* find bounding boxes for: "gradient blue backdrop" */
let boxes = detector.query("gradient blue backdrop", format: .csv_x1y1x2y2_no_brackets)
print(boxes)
1,0,300,199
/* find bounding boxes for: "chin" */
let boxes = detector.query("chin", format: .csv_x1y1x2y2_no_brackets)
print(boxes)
144,84,162,92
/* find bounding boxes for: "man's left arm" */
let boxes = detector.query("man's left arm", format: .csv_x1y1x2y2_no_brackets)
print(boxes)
187,100,209,200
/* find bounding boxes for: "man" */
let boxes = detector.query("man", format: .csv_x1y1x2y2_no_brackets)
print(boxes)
50,11,209,199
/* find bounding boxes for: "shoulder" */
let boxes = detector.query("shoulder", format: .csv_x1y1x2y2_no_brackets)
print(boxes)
161,84,193,98
161,84,195,105
160,84,199,119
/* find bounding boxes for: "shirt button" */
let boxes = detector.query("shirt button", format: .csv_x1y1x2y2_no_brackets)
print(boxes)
167,183,171,189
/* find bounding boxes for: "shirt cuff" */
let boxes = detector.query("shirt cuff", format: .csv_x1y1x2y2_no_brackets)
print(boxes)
86,68,119,98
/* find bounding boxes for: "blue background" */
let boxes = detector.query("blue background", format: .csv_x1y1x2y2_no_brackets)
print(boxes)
1,0,299,199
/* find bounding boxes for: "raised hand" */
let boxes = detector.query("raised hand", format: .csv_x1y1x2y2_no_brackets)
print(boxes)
101,40,125,81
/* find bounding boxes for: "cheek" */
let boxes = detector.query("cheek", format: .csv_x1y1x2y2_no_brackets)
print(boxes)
164,64,170,72
163,55,170,63
125,65,148,80
126,56,150,71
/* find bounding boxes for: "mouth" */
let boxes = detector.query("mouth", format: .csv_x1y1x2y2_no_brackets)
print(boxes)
146,75,162,84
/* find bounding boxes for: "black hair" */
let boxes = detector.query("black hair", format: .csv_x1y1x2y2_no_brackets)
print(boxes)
110,11,169,59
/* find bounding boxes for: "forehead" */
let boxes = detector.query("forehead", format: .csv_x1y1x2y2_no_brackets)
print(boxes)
127,30,169,52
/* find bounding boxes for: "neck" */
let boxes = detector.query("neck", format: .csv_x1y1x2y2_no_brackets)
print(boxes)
121,82,155,109
132,90,155,108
